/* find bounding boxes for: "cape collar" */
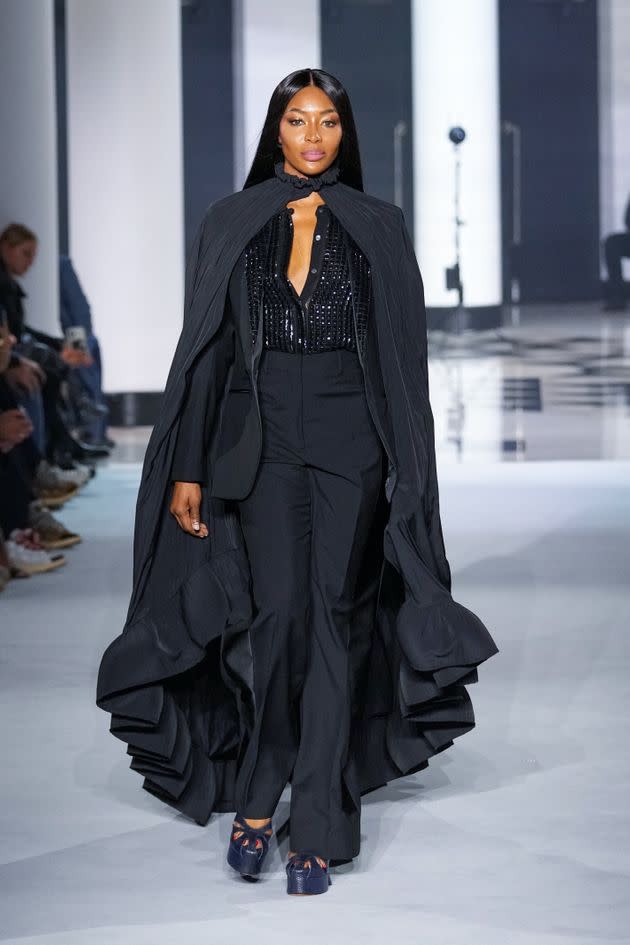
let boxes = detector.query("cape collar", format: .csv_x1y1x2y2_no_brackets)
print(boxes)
273,159,340,193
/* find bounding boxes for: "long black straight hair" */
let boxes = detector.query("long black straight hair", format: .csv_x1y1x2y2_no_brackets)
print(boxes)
242,68,364,192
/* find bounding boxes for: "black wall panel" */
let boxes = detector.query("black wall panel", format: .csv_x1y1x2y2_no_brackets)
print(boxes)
499,0,600,301
181,0,233,250
320,0,414,237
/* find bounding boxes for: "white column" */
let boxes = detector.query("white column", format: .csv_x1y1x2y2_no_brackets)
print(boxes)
0,0,59,333
233,0,321,189
411,0,502,308
598,0,630,270
65,0,184,394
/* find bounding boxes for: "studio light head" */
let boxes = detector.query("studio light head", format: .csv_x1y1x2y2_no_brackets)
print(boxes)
449,127,466,145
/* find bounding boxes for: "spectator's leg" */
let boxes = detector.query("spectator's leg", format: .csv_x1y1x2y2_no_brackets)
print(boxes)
0,378,41,478
15,387,46,454
0,454,33,535
37,370,91,462
76,335,109,442
603,232,630,307
0,528,10,590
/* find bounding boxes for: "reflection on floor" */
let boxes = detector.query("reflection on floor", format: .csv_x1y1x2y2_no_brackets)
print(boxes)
107,302,630,467
0,460,628,943
429,301,630,462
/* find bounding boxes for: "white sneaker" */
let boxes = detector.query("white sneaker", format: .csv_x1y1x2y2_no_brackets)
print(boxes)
49,462,91,489
6,532,66,575
35,460,74,491
28,502,81,550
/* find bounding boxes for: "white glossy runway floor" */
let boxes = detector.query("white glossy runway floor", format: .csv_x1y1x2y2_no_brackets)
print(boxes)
1,459,629,944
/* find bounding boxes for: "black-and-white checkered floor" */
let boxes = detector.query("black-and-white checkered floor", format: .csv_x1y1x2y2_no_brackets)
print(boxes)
429,302,630,462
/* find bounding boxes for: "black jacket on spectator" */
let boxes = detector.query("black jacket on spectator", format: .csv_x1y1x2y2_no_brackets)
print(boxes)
0,257,24,336
0,257,62,355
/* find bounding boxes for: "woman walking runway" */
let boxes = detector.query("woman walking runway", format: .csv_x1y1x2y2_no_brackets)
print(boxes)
96,68,499,896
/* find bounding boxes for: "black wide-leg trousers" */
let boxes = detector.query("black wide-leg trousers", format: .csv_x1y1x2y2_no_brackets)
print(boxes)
233,347,384,859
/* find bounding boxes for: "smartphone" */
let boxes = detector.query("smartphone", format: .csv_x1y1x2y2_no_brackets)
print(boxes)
64,325,89,353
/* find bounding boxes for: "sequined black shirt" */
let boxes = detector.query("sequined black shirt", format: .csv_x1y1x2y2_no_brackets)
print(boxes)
236,202,371,355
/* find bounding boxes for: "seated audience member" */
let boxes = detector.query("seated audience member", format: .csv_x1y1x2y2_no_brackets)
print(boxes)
0,224,110,467
603,196,630,312
59,255,112,450
0,314,80,583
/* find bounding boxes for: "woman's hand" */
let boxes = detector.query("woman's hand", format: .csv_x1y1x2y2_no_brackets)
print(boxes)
61,345,94,368
0,407,33,452
5,357,45,393
169,482,209,538
0,319,16,374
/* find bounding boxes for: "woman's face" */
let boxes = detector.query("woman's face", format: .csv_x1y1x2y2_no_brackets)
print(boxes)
277,84,342,178
2,239,37,277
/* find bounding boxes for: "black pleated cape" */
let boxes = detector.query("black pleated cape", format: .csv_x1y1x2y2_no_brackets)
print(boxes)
96,172,499,858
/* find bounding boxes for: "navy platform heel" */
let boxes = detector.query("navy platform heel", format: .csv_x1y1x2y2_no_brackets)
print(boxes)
286,851,332,895
227,814,273,881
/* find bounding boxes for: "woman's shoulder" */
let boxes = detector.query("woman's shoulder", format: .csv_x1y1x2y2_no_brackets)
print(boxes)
353,187,404,218
194,179,279,236
337,183,404,228
196,188,250,224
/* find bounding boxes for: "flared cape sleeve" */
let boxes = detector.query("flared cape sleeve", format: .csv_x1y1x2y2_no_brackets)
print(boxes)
394,206,452,592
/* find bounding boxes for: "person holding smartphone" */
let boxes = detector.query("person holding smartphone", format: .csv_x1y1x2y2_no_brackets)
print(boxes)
0,223,108,469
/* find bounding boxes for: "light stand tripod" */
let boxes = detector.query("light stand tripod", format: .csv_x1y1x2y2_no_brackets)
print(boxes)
445,126,468,334
440,127,469,456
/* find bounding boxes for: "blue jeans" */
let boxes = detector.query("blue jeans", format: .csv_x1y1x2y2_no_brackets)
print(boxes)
75,334,109,441
16,387,46,455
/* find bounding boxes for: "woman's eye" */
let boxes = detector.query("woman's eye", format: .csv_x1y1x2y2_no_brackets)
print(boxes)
287,118,338,127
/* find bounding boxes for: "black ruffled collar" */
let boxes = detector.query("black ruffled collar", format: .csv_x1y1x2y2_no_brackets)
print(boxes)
273,159,340,192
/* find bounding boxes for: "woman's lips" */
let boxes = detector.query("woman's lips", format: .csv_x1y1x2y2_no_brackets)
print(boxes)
302,151,325,160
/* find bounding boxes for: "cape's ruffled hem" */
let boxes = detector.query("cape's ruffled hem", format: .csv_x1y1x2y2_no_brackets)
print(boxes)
339,589,498,850
96,545,255,825
97,547,498,847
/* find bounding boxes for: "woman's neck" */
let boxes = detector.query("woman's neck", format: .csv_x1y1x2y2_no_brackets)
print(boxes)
281,161,310,181
273,159,340,193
